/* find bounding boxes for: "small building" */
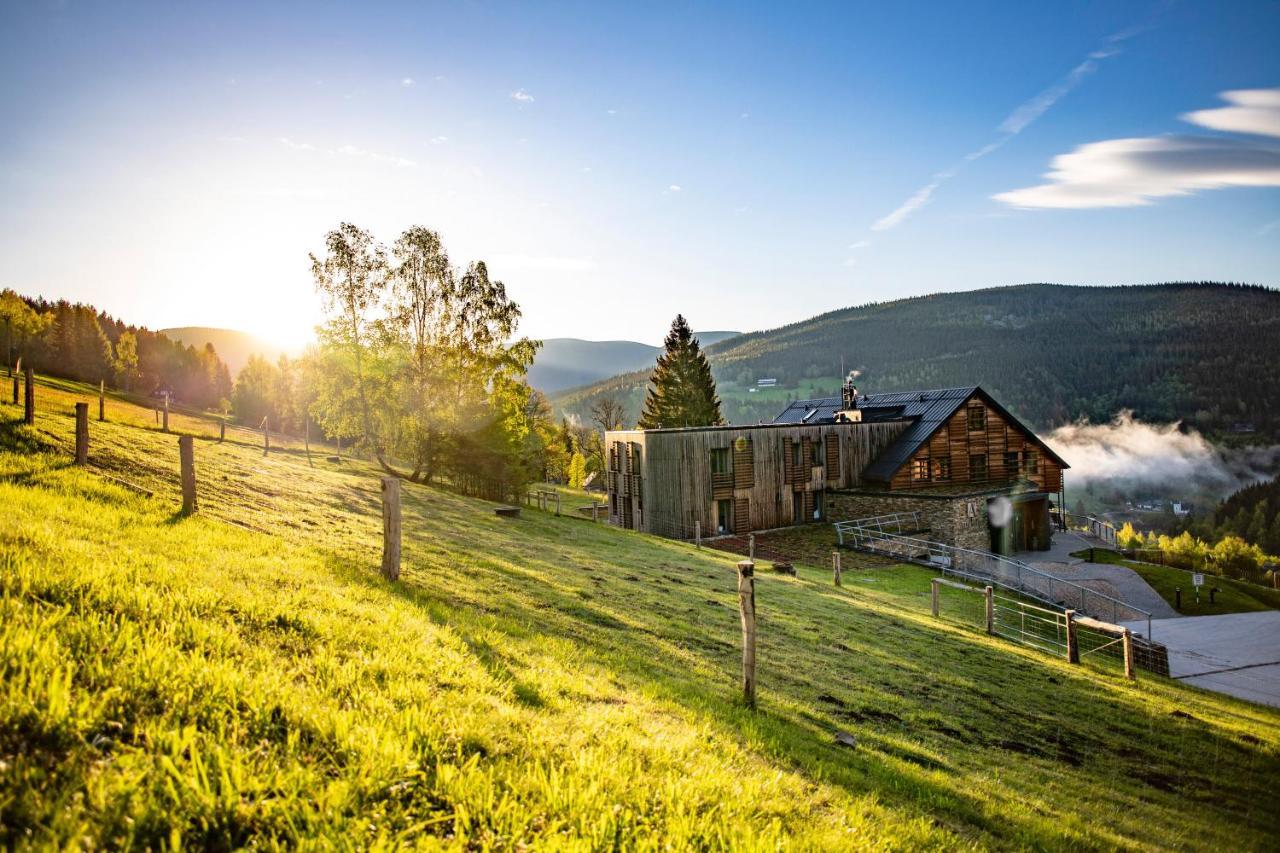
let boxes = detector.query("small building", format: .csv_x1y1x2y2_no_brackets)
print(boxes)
604,378,1068,554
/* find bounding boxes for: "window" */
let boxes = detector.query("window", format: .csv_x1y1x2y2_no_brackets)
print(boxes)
812,490,825,521
933,456,951,481
1003,451,1018,476
970,454,988,479
811,437,824,466
968,406,986,431
716,499,732,534
710,447,731,475
1023,449,1039,475
912,457,931,482
790,439,800,469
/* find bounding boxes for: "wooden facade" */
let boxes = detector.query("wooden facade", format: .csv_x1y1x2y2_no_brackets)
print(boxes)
605,421,908,538
886,394,1064,494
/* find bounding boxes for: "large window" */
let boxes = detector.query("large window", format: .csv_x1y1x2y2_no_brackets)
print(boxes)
912,457,931,482
716,499,732,534
1003,451,1018,476
1023,449,1039,475
790,439,800,469
970,454,988,480
812,490,825,521
968,406,986,431
710,447,731,475
811,437,824,466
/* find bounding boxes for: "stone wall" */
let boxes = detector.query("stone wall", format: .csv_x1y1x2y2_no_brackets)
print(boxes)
829,491,991,551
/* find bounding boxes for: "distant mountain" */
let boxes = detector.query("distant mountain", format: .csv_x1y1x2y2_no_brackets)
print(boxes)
160,327,287,376
552,283,1280,442
528,331,740,393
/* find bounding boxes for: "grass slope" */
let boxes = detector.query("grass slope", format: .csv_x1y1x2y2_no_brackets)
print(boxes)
2,377,1278,849
1072,549,1280,617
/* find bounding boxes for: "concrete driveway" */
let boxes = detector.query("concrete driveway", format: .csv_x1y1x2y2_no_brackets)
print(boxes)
1123,611,1280,708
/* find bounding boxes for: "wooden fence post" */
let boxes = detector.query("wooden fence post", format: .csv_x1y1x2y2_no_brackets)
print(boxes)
592,502,599,522
1065,610,1079,663
98,380,105,421
304,418,313,466
1122,627,1135,680
737,559,757,709
11,374,16,405
381,477,401,581
695,520,702,548
985,585,995,634
555,492,561,517
930,578,940,617
23,366,34,425
263,417,269,456
179,435,197,514
161,396,169,432
219,421,225,442
154,407,159,424
748,533,755,560
74,402,89,464
833,550,843,587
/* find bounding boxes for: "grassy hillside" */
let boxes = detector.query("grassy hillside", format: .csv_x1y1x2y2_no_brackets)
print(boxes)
2,378,1278,848
160,327,288,377
554,283,1280,438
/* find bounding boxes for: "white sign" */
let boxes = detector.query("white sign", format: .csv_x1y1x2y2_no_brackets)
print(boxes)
1192,573,1205,588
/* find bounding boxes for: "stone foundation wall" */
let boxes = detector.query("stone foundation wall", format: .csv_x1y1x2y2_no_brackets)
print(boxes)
829,491,990,551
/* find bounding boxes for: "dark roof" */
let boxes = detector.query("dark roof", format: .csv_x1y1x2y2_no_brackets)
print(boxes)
772,386,1069,482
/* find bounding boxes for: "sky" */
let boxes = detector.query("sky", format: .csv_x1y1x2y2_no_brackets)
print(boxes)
2,1,1278,349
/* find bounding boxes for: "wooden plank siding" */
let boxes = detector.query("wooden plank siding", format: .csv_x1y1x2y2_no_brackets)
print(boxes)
888,396,1063,493
605,421,908,539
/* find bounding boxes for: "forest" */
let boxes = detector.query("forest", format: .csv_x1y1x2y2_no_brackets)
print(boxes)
1,290,233,410
554,282,1280,441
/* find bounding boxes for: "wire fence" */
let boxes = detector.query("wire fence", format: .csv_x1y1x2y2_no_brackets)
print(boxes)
930,577,1167,680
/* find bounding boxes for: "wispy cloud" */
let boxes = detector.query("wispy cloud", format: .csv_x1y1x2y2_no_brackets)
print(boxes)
995,88,1280,209
868,28,1136,232
510,88,535,103
401,77,414,87
430,136,448,144
667,184,682,193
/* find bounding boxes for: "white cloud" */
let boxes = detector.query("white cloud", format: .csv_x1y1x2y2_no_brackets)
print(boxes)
1182,87,1280,138
842,256,858,268
490,254,596,272
994,134,1280,208
667,184,682,192
606,108,617,115
510,88,535,103
278,137,316,151
995,87,1280,209
401,77,414,87
430,136,448,144
999,56,1106,135
847,240,870,250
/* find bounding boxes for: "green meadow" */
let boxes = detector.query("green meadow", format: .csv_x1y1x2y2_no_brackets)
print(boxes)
2,376,1277,849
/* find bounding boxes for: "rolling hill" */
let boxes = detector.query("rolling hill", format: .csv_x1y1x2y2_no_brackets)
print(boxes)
527,330,740,394
160,327,289,377
553,283,1280,441
3,375,1277,848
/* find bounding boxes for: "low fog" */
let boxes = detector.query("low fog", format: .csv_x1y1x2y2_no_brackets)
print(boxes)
1045,411,1279,498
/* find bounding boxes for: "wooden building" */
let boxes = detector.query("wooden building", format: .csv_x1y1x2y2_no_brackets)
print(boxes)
605,383,1069,554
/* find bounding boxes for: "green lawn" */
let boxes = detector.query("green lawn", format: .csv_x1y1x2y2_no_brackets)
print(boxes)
1072,548,1280,616
2,376,1279,849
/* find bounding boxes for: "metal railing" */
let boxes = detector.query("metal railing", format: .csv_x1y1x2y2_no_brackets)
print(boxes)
1054,510,1118,547
835,518,1152,633
833,511,923,542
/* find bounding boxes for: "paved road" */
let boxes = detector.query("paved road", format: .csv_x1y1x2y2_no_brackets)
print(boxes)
1122,611,1280,708
1019,533,1180,620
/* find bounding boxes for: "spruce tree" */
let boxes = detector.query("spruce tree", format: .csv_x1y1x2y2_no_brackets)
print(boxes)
638,315,724,429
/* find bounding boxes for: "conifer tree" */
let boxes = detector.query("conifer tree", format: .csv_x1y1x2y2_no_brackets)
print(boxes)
638,315,724,429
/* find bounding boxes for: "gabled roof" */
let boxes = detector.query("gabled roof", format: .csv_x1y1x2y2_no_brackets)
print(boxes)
772,386,1069,483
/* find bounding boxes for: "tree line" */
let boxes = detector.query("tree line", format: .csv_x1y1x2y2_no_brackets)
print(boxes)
2,290,233,410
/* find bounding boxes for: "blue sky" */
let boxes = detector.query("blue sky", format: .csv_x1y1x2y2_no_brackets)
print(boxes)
2,1,1278,348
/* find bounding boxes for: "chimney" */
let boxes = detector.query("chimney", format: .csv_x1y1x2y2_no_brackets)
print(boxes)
836,370,863,423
